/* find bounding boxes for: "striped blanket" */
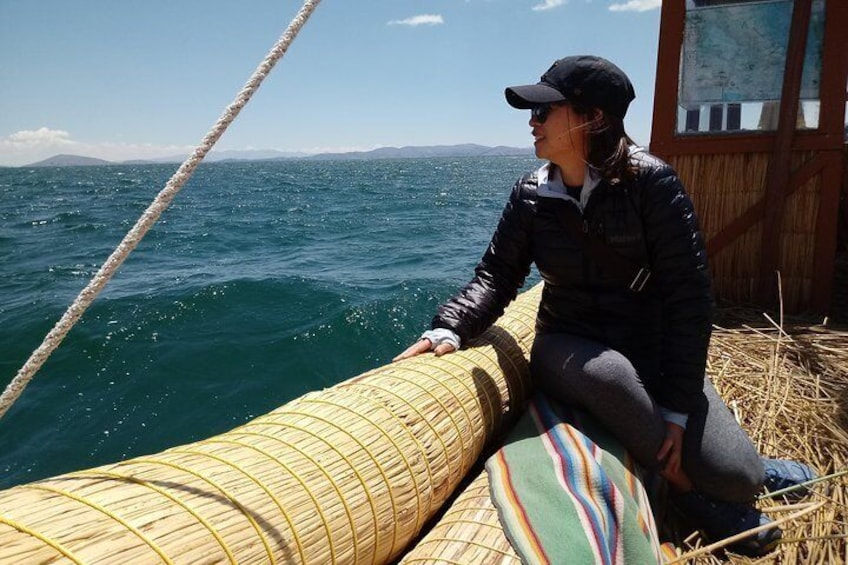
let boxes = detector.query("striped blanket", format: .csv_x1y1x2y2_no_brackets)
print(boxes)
486,394,671,565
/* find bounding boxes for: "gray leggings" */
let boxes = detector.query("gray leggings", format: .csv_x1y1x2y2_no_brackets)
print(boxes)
530,333,765,503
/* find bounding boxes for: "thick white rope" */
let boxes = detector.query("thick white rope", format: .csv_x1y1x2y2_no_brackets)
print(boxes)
0,0,322,421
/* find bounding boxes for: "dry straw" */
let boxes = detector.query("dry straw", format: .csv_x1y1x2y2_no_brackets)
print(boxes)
690,307,848,564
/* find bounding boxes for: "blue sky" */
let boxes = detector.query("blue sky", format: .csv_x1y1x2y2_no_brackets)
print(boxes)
0,0,662,166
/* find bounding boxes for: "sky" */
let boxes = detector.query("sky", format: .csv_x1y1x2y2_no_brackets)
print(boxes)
0,0,663,167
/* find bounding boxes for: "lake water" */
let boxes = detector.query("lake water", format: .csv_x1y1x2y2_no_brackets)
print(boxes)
0,156,540,488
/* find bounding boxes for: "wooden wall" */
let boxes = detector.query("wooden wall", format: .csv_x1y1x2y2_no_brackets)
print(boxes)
650,0,848,314
669,151,822,312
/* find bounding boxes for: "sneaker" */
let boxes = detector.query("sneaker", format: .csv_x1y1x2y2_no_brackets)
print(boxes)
762,458,817,501
673,491,782,557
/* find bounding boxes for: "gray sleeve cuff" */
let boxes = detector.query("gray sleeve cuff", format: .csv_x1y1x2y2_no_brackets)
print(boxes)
420,328,461,351
659,406,689,429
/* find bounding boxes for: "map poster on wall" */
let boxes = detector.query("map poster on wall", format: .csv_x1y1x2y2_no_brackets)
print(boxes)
680,0,824,107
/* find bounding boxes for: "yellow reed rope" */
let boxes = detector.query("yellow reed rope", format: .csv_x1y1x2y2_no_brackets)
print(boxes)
345,387,438,525
75,469,237,565
0,515,85,564
177,446,306,562
227,430,359,564
344,381,450,506
489,310,537,360
126,457,275,564
302,396,427,536
500,304,539,350
477,335,528,382
505,300,539,328
22,484,174,564
405,359,478,439
379,368,466,483
443,506,499,514
439,337,528,432
389,364,473,470
483,333,531,401
0,0,323,421
284,407,401,559
0,516,85,565
198,438,335,562
418,537,518,559
249,419,378,564
428,518,506,530
345,382,440,516
407,357,481,434
169,447,300,564
425,355,497,438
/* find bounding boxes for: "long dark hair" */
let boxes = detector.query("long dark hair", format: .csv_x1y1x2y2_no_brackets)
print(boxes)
571,103,636,183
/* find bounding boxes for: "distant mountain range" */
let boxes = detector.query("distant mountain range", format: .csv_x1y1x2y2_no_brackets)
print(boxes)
22,144,534,168
27,154,115,167
307,144,533,161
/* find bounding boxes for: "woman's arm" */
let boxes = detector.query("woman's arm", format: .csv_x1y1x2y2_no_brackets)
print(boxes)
395,177,535,360
640,159,713,415
431,177,535,344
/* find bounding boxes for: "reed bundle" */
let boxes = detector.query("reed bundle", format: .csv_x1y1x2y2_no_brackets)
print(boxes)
0,287,541,564
400,468,519,564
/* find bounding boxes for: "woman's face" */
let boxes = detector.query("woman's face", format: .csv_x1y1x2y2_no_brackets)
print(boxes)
529,103,588,165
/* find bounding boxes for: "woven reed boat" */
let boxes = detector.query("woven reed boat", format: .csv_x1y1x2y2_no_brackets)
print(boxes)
1,282,846,564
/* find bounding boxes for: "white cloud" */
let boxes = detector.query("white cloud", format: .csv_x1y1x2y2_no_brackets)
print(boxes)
532,0,566,11
387,14,444,27
608,0,661,12
5,127,73,147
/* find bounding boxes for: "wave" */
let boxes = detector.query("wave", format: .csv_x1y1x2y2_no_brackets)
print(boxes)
0,156,539,489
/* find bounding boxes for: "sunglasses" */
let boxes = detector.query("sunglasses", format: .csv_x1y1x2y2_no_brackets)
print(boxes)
531,103,558,123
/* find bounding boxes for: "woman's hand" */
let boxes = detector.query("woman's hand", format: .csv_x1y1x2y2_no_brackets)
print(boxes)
392,339,456,362
657,421,691,490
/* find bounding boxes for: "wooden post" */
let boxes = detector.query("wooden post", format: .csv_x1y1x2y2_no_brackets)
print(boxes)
649,0,685,156
757,0,813,304
810,0,848,312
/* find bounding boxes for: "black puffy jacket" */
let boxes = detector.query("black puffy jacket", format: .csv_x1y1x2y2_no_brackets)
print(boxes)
431,151,712,414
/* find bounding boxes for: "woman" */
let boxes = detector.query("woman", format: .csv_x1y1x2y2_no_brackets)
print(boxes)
394,55,813,556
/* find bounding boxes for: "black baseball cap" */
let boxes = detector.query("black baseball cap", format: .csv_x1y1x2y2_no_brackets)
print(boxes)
505,55,635,119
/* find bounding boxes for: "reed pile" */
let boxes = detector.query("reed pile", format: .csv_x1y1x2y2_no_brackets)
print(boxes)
685,308,848,564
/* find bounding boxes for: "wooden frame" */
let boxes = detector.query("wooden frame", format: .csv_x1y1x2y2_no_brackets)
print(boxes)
650,0,848,313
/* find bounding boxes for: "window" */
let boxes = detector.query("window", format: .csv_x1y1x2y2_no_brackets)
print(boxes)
677,0,824,135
